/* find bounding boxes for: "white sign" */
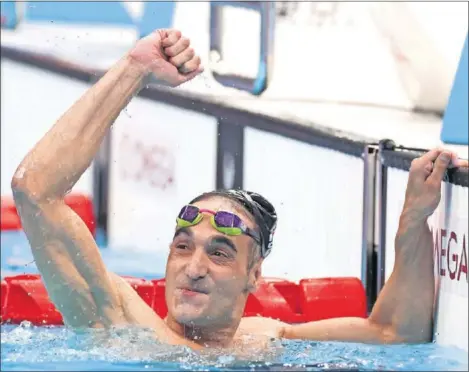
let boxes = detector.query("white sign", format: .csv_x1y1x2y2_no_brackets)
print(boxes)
243,127,365,282
0,59,94,197
107,97,218,267
385,167,468,352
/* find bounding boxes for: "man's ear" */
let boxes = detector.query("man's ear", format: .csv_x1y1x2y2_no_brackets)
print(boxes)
246,259,263,293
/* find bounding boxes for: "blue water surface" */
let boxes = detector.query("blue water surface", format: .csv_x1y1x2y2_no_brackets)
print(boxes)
1,231,468,371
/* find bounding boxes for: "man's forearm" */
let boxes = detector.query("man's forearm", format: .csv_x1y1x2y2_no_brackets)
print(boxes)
12,55,148,200
369,211,434,343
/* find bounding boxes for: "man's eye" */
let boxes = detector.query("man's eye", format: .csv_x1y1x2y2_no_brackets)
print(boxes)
212,250,228,258
176,243,188,250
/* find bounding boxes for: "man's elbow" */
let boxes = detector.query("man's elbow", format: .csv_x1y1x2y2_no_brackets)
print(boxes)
11,169,27,192
11,163,38,194
11,170,36,204
378,324,432,345
11,167,51,204
395,330,433,345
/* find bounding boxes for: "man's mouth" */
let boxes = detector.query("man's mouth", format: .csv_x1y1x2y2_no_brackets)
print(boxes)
179,287,208,296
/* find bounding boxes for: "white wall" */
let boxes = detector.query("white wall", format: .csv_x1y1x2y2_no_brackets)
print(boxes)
107,97,218,264
0,59,93,197
105,102,366,283
243,128,364,281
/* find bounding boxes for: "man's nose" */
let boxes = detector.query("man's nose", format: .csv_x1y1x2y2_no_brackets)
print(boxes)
184,247,209,280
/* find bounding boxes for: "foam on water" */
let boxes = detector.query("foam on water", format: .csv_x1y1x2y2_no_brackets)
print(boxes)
1,322,468,371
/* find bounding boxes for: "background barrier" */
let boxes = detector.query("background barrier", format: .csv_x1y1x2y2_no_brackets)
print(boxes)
106,86,368,281
1,41,468,351
0,57,94,197
107,99,218,257
243,128,365,281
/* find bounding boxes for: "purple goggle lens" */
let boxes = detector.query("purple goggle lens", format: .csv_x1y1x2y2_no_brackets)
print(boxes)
178,205,199,222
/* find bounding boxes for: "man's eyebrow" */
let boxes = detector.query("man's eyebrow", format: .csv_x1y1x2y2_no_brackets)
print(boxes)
210,236,237,252
173,227,193,239
173,229,237,252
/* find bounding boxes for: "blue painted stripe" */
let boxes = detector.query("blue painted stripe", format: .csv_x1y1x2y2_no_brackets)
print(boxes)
1,2,19,29
24,1,134,25
253,62,267,95
441,35,468,145
2,1,177,39
138,2,175,38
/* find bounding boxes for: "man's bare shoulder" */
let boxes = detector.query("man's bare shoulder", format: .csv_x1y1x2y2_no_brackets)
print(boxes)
237,316,288,339
221,317,287,359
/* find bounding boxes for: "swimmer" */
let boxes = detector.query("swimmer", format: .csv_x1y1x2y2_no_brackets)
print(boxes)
11,28,469,352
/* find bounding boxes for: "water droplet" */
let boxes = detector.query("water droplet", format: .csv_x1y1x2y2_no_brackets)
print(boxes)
20,320,32,328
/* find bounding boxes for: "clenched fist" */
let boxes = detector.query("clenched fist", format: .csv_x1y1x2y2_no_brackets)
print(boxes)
129,29,203,87
403,148,468,221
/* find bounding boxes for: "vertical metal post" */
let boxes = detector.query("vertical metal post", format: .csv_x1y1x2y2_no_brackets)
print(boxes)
374,140,394,298
361,145,378,313
89,72,111,245
216,119,244,190
92,129,111,244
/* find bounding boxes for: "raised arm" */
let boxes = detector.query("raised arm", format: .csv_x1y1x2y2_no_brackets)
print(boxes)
10,29,202,329
284,149,468,344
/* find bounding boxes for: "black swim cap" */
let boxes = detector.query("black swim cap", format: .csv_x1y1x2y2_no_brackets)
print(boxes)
189,189,277,258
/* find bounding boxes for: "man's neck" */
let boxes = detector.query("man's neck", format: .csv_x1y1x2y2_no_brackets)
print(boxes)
165,316,241,348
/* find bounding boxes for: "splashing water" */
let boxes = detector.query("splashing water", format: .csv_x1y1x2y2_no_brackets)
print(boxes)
1,322,467,371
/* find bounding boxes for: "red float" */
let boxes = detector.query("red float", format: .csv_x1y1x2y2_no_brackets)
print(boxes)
0,274,367,325
244,278,303,322
0,193,96,235
3,274,62,325
1,280,8,322
300,277,368,321
0,210,21,231
152,278,169,318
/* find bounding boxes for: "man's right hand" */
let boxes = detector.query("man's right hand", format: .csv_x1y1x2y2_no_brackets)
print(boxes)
129,29,204,87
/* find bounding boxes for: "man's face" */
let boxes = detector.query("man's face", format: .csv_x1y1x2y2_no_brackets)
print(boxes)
164,196,262,328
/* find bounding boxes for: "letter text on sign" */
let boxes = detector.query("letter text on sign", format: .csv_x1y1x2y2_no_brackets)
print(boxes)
432,228,468,286
447,231,457,280
458,235,467,282
118,134,175,190
440,229,447,277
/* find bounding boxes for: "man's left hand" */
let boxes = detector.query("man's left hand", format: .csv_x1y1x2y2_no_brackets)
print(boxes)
402,148,468,222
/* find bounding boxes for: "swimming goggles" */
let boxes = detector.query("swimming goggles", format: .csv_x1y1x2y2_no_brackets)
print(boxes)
189,190,277,258
176,205,261,244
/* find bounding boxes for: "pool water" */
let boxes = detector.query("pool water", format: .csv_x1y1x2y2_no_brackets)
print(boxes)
1,231,468,371
2,323,468,371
